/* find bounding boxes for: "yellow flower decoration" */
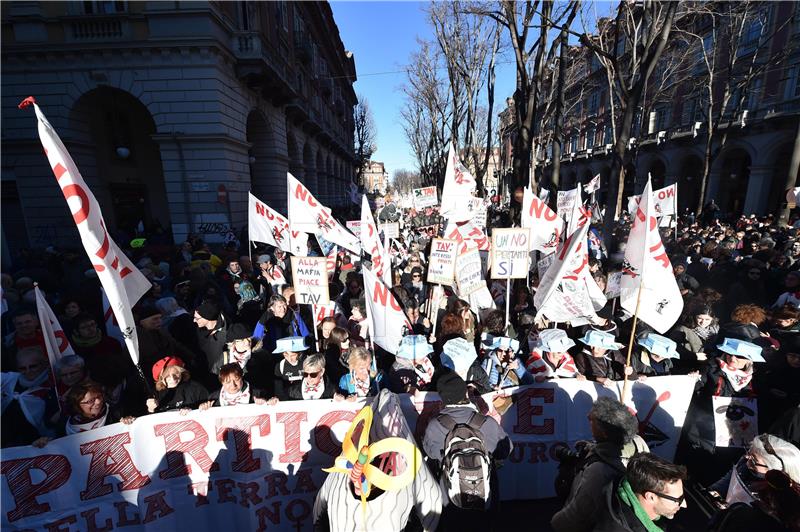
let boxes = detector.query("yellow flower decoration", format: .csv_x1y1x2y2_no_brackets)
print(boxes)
323,405,423,513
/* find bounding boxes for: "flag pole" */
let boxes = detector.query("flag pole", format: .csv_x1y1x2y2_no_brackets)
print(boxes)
505,277,511,333
621,281,644,404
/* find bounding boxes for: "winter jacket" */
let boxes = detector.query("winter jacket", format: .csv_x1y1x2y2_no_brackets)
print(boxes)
154,380,208,412
592,479,652,532
575,348,634,381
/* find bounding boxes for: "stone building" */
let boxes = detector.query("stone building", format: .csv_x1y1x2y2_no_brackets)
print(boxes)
361,160,388,194
498,2,800,217
1,1,357,256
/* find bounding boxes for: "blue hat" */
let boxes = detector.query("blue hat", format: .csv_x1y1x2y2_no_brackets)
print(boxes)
441,338,477,375
488,336,519,352
637,333,678,359
538,329,576,353
579,329,624,350
716,338,765,362
396,335,433,361
273,336,308,354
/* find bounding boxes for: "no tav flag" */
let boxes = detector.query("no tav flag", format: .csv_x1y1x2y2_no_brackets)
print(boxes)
440,144,477,223
360,195,392,286
248,192,294,254
34,286,75,370
620,178,683,333
362,267,412,355
20,97,150,365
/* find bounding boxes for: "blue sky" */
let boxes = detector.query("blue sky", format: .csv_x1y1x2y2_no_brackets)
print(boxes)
330,1,517,177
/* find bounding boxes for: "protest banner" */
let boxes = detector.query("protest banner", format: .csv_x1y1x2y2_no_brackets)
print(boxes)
0,376,694,532
490,228,530,280
627,183,677,217
712,397,758,448
521,187,562,254
412,186,438,209
556,188,578,217
34,286,75,371
345,220,361,238
312,302,337,326
606,271,623,299
360,196,392,286
427,238,458,285
362,267,412,354
379,223,400,239
469,198,488,228
444,220,491,253
454,247,485,296
248,192,294,254
440,145,476,223
290,257,329,306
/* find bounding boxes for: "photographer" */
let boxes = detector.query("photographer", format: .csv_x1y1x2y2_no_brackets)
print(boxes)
551,397,639,532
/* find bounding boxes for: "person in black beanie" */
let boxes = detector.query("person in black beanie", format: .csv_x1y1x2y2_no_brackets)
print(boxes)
193,300,229,391
134,302,198,390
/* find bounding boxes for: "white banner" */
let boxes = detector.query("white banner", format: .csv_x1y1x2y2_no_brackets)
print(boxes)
412,186,438,209
101,287,125,346
440,145,476,223
287,173,361,254
362,267,412,355
521,187,563,254
0,377,694,531
34,286,75,370
290,257,329,306
248,193,295,253
345,220,361,238
454,248,485,297
444,221,491,254
556,188,578,218
491,228,531,280
627,183,677,217
23,98,149,365
427,239,458,285
584,173,601,194
360,196,392,286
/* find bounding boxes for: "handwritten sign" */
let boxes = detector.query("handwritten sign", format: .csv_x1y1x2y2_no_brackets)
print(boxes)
491,228,530,279
290,256,329,305
379,222,400,239
413,186,438,209
455,247,485,296
427,238,458,285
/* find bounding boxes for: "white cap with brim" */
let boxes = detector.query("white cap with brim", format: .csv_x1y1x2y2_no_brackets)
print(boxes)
273,336,308,354
717,338,765,362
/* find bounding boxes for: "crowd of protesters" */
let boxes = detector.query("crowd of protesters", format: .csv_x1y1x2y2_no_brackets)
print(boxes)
2,197,799,531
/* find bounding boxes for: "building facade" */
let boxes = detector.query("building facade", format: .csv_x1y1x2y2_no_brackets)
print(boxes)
361,160,388,194
498,2,800,217
1,1,358,255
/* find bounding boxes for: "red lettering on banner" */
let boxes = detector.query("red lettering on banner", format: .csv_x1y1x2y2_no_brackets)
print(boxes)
141,490,174,524
372,281,403,312
238,481,263,508
79,432,150,500
529,197,558,222
276,412,308,463
52,162,68,180
80,507,113,532
113,500,141,526
314,410,356,456
650,241,671,269
294,184,318,207
44,514,76,532
264,472,290,498
61,184,90,225
256,502,281,530
215,414,271,473
2,455,72,522
154,420,219,479
513,388,555,434
54,329,69,353
215,478,237,504
255,202,266,217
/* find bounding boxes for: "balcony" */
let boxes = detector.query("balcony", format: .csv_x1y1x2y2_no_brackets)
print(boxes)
231,30,296,104
64,16,131,42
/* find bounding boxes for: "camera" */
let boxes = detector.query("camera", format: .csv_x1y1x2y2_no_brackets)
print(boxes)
553,440,593,501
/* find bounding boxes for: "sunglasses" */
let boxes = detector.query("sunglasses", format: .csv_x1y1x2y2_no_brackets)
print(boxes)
412,274,421,278
650,491,685,505
302,371,320,378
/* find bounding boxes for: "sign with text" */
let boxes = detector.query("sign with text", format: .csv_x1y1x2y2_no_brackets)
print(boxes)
413,186,438,209
345,220,361,238
491,228,530,279
605,271,623,299
427,238,458,285
290,257,329,305
455,247,485,296
379,223,400,239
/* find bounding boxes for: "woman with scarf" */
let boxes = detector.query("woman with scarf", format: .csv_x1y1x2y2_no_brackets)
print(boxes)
199,363,271,409
480,336,533,390
677,306,719,368
287,354,338,401
146,356,208,414
527,328,584,381
210,322,271,393
575,329,637,386
402,266,427,309
680,338,766,485
253,294,308,355
338,346,383,398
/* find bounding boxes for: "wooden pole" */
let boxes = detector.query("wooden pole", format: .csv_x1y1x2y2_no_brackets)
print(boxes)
620,282,644,404
505,277,511,333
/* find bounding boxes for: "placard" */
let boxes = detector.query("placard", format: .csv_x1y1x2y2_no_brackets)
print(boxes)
345,220,361,238
290,256,329,305
713,396,758,448
491,228,530,279
427,238,458,285
605,271,623,299
557,188,578,216
413,186,438,209
455,248,485,296
379,222,400,239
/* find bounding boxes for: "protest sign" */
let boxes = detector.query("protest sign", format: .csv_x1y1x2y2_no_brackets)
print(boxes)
379,222,400,239
713,397,758,448
427,238,458,285
522,187,562,254
345,220,361,238
363,267,411,354
313,302,338,326
469,198,488,228
491,228,530,279
627,183,677,217
444,221,491,253
290,257,329,305
606,271,623,299
0,376,694,532
454,247,484,296
413,186,438,209
556,188,578,216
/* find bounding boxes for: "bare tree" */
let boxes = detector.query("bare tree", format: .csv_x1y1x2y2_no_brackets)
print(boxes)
392,169,423,195
354,95,377,185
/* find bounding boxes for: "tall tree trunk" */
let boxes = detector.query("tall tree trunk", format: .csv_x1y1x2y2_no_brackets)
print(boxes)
550,29,569,190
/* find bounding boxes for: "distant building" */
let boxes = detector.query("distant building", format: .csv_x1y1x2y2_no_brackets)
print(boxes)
362,160,388,194
1,1,358,253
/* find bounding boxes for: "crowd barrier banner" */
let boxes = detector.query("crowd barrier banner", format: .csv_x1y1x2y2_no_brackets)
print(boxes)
1,376,695,531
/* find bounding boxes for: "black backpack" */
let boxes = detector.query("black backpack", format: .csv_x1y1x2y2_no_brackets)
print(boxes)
437,412,492,510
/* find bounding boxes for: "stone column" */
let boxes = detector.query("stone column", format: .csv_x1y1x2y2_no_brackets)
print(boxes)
742,165,773,215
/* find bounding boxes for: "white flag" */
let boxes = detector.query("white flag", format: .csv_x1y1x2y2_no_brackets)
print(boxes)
521,187,563,254
584,173,601,194
620,178,683,334
248,192,293,253
627,183,677,217
287,172,361,253
362,267,412,355
34,286,75,370
566,186,584,238
360,195,392,286
22,97,149,365
441,144,477,223
101,287,125,346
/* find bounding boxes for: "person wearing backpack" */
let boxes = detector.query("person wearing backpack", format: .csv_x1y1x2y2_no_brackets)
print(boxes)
422,372,512,531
